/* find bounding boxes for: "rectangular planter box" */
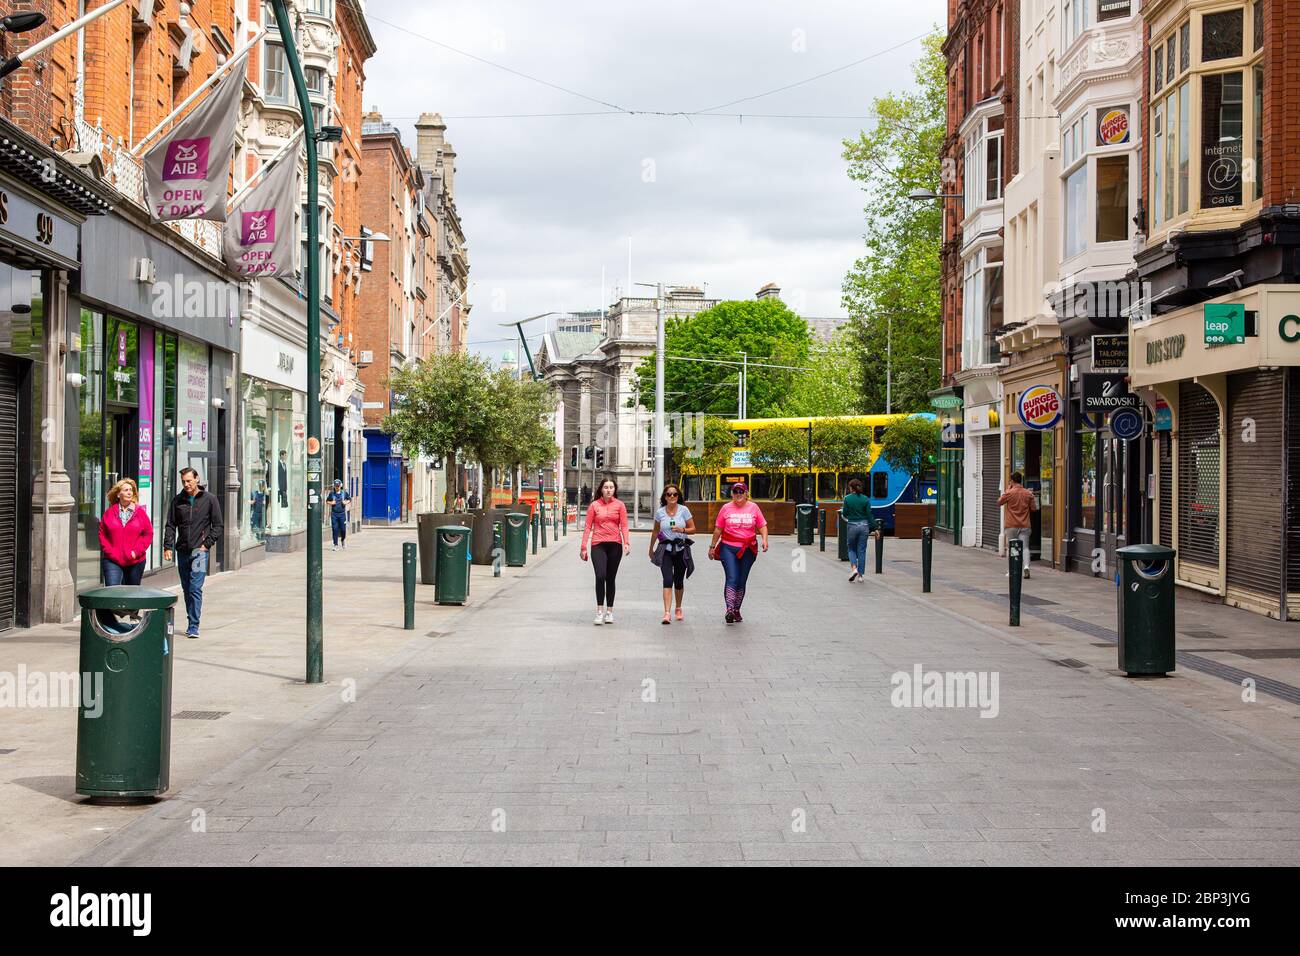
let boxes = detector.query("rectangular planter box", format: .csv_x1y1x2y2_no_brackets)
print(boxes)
894,503,936,539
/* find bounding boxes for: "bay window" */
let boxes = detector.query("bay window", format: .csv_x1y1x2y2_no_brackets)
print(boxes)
963,115,1004,208
1063,164,1087,259
1096,155,1129,243
1148,6,1265,232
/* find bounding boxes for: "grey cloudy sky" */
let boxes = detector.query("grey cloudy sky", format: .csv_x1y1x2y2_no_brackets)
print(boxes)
363,0,945,357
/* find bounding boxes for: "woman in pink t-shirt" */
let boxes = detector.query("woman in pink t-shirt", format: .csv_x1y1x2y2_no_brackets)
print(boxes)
580,476,630,625
708,481,768,624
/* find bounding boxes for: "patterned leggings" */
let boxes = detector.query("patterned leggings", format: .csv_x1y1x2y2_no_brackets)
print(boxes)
718,544,756,613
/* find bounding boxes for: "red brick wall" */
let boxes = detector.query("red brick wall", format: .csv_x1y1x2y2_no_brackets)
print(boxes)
1263,0,1300,205
0,0,82,146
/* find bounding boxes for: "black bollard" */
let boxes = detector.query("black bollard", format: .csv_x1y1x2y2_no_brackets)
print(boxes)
402,542,416,630
540,505,547,548
873,518,884,574
818,508,826,552
1008,538,1023,627
531,511,538,555
921,526,932,593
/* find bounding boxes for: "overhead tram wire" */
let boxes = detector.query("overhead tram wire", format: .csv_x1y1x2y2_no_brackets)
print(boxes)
368,14,931,126
367,14,632,114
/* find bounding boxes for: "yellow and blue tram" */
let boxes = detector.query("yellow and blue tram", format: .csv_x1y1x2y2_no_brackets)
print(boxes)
677,414,938,532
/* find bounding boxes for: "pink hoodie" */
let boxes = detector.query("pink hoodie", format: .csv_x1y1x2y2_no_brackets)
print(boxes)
99,505,154,567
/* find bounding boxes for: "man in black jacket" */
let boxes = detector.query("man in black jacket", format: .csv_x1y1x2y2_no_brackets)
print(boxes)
164,467,224,639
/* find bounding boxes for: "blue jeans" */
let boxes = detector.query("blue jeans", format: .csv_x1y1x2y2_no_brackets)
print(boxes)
102,558,144,586
176,549,208,633
845,520,871,575
331,514,347,546
718,544,756,613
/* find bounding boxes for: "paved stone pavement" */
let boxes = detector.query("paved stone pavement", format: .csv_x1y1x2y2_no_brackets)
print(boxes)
78,533,1300,866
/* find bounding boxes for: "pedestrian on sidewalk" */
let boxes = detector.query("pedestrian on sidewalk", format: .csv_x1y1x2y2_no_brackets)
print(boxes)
841,477,874,583
468,490,480,511
326,479,352,550
453,492,467,513
999,471,1038,579
580,476,630,626
649,482,696,625
98,478,153,586
708,481,768,624
163,467,224,639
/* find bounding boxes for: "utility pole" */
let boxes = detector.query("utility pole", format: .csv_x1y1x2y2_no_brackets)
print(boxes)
740,351,748,419
272,0,323,684
654,282,665,500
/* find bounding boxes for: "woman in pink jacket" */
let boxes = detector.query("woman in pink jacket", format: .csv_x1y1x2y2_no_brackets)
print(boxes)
98,478,154,586
580,476,630,625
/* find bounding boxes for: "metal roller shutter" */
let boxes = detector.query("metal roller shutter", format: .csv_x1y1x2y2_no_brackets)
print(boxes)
1158,430,1172,549
1287,370,1300,596
981,433,1000,550
1226,371,1282,597
1177,381,1220,568
0,358,18,633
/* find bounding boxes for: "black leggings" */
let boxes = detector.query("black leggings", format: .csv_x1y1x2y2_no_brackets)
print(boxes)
660,548,687,589
591,541,623,606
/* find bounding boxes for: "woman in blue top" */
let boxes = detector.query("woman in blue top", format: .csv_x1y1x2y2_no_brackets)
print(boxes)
648,483,696,624
841,477,875,583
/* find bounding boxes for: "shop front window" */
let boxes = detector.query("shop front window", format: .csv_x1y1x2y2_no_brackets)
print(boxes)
75,309,105,591
242,376,270,547
1078,430,1097,531
263,385,307,535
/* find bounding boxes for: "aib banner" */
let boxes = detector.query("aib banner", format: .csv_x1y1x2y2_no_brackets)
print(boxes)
143,54,247,222
222,145,299,280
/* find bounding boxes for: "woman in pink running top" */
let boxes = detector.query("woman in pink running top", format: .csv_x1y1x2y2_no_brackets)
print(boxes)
580,476,630,625
708,481,768,624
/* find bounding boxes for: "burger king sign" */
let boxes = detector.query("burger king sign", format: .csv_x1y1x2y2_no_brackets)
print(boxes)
1018,385,1062,431
1097,108,1130,146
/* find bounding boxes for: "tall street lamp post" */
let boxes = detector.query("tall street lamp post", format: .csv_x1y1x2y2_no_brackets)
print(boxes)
271,0,328,683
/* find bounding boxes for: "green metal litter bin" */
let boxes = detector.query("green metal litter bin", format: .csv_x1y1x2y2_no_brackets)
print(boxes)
1116,544,1176,676
435,525,472,605
504,511,529,567
76,586,178,798
795,503,815,546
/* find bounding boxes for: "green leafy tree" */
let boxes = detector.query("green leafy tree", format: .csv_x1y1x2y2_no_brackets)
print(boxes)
634,298,812,418
747,424,808,483
772,326,865,418
382,352,495,504
879,414,941,480
841,31,944,413
672,415,734,479
811,420,873,477
475,371,558,504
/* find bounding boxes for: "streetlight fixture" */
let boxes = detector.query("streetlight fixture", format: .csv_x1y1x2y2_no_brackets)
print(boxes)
907,188,964,202
0,12,47,33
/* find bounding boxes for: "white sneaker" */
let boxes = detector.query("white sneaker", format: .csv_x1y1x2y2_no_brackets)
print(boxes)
604,610,614,624
593,611,604,626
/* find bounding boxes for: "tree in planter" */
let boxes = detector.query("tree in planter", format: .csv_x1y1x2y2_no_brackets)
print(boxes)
474,371,557,505
878,415,940,488
811,420,874,495
747,424,808,495
383,352,495,507
672,415,734,496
